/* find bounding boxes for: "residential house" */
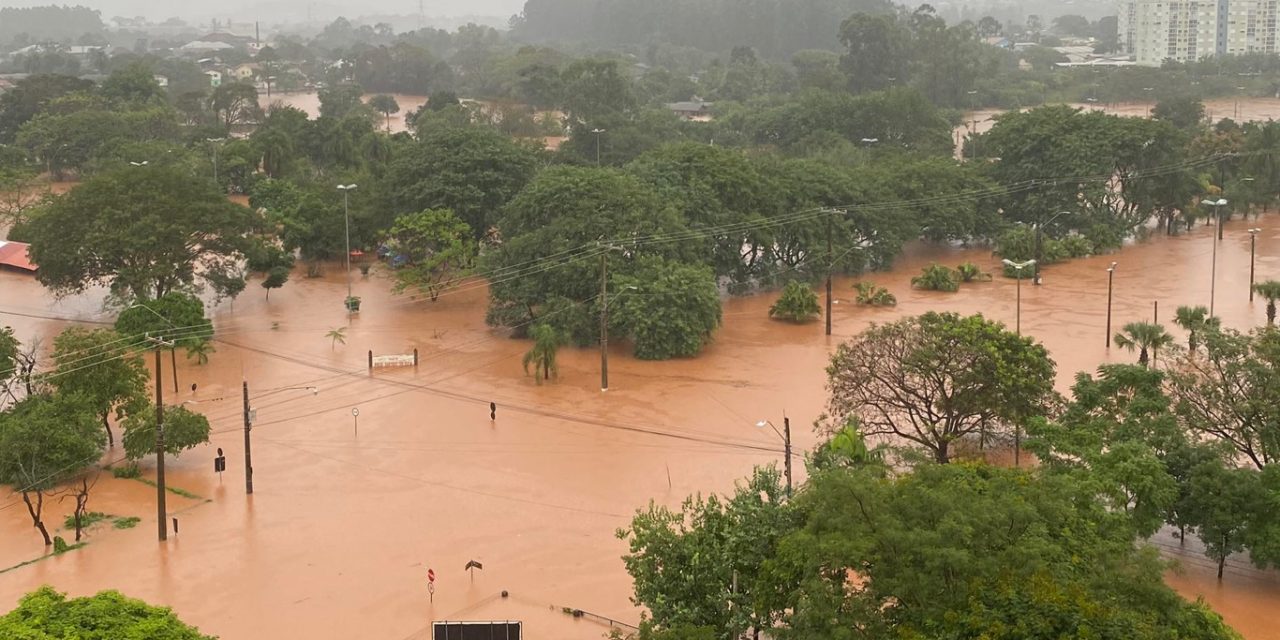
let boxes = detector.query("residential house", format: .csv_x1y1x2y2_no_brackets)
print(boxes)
232,63,260,81
667,98,714,121
204,70,223,87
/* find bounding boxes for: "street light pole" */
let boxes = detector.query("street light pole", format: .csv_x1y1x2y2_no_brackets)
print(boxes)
1202,198,1228,317
756,418,792,496
1106,262,1117,348
591,128,606,166
1250,228,1262,301
337,184,358,304
1002,259,1035,335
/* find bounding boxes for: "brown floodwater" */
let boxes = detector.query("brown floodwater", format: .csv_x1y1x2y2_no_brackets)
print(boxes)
263,92,430,134
3,211,1280,638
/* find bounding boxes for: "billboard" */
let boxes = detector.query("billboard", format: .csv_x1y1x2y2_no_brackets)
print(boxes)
432,621,522,640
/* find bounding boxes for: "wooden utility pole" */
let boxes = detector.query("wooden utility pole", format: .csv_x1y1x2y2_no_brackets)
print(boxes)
600,251,610,391
147,336,174,542
825,211,834,336
243,380,254,495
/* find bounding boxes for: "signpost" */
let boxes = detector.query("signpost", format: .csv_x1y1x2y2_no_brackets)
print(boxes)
214,447,226,483
352,407,360,436
428,567,435,603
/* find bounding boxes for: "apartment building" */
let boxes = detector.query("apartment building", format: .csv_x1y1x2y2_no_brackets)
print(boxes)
1119,0,1280,64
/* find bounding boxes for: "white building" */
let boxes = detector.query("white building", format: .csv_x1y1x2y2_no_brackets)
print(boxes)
1120,0,1280,65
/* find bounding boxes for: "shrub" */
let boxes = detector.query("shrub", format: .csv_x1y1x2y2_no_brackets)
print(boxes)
956,262,992,282
911,264,960,292
855,282,897,306
770,281,823,323
110,463,141,479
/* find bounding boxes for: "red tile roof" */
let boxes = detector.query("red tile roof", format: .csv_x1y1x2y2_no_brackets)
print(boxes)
0,241,36,272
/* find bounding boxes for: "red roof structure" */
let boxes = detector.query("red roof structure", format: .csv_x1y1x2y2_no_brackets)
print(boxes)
0,241,36,272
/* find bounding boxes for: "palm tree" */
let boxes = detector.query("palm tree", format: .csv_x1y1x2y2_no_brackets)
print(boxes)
1113,322,1174,367
522,324,562,384
1253,280,1280,326
185,340,216,366
911,264,960,292
326,327,347,350
1173,305,1219,353
955,262,992,283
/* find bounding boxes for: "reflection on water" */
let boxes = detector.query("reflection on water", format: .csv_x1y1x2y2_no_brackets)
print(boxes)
2,213,1280,638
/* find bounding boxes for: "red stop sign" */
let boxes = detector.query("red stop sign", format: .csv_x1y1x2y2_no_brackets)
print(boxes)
428,569,435,583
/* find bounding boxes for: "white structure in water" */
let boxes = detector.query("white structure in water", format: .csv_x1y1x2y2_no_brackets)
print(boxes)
1119,0,1280,65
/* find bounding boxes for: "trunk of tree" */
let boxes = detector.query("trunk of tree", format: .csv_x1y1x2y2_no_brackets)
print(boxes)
72,477,89,542
1139,347,1150,368
936,441,950,464
1217,548,1226,580
22,490,51,546
101,410,114,448
170,348,179,394
543,361,550,382
1268,302,1276,326
1179,524,1186,545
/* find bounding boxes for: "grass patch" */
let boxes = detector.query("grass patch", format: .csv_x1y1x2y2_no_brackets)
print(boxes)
113,516,141,530
63,511,112,530
110,463,141,479
133,477,203,500
0,542,88,575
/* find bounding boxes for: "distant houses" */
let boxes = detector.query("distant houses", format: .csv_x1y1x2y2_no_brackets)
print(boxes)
667,98,714,121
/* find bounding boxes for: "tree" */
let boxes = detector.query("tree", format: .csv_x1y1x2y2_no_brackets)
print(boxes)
1168,328,1280,470
383,125,540,237
318,83,367,119
955,262,991,282
619,467,794,639
0,587,214,639
825,312,1056,463
262,266,290,300
1154,96,1207,132
327,327,347,349
522,324,563,384
977,16,1003,37
1175,305,1220,353
610,258,722,360
1253,280,1280,325
1185,458,1263,579
186,340,216,366
368,94,400,132
100,63,166,105
910,263,959,292
47,328,149,449
384,209,475,302
0,74,95,144
768,281,821,323
0,326,18,392
27,166,255,300
0,393,104,545
115,292,214,394
839,13,911,93
120,405,211,461
854,282,896,306
209,81,261,131
1113,322,1174,367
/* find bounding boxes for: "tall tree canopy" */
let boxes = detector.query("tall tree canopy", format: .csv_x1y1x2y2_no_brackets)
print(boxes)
0,587,214,639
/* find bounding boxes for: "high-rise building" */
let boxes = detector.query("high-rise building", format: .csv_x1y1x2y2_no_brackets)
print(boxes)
1119,0,1280,65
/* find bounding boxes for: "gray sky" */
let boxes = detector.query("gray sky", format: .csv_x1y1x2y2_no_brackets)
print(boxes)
0,1,526,22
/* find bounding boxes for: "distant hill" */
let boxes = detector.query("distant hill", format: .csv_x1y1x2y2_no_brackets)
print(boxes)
510,0,896,59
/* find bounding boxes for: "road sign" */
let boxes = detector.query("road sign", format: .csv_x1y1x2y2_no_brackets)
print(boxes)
352,407,360,417
428,568,435,583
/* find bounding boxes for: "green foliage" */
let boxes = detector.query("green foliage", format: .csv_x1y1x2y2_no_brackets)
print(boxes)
610,258,723,360
114,292,213,354
618,467,794,639
120,405,211,462
0,586,215,639
910,263,959,292
384,209,475,301
110,463,141,479
826,312,1056,463
768,281,821,323
955,262,991,282
47,327,149,448
522,324,564,384
114,516,141,530
1113,322,1174,367
63,511,110,530
854,282,896,306
0,394,103,491
185,341,216,366
260,267,290,300
26,166,254,300
1174,305,1220,352
0,326,18,388
326,327,347,349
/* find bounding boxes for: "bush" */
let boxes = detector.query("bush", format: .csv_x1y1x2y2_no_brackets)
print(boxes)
855,282,897,306
911,264,960,292
110,463,141,479
1059,234,1094,258
63,512,111,530
113,516,141,530
769,281,822,323
956,262,992,282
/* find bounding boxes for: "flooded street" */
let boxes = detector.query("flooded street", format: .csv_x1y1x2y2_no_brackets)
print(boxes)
263,92,429,133
3,211,1280,638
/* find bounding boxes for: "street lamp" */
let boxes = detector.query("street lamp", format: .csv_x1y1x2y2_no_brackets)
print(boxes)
129,161,149,167
860,137,879,145
207,138,226,188
1105,262,1117,349
1250,228,1263,301
591,128,606,166
337,184,358,305
1202,198,1228,317
1002,259,1035,335
1034,211,1070,285
755,418,792,495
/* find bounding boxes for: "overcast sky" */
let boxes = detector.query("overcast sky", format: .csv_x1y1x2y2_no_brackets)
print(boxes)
0,0,527,22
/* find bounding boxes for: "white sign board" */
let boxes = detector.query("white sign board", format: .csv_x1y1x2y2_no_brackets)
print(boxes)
372,354,416,368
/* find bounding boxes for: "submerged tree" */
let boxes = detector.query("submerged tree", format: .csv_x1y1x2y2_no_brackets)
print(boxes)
0,587,214,638
522,324,564,384
826,312,1056,463
1253,280,1280,325
910,263,959,292
47,327,149,448
384,208,475,302
1174,305,1220,353
1113,322,1174,367
768,281,821,323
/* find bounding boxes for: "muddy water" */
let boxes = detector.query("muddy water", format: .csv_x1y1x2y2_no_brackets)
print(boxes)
3,216,1280,638
262,92,429,134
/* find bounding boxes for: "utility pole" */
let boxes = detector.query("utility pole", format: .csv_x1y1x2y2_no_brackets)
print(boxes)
600,251,609,392
147,335,174,542
1250,228,1262,301
1106,262,1117,349
825,211,834,336
243,380,254,495
783,416,792,496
